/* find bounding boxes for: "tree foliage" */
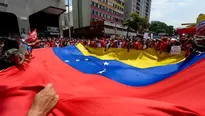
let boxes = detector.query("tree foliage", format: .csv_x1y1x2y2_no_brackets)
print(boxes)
149,21,174,35
124,12,149,34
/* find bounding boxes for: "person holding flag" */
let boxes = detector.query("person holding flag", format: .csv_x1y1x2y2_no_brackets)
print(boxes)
0,37,25,70
26,29,40,58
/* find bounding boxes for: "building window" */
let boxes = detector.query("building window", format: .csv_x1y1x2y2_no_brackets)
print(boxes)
91,18,95,22
104,14,106,18
107,15,110,19
94,2,98,7
91,10,94,14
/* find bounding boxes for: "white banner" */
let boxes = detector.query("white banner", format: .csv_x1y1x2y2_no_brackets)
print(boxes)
151,33,153,39
143,32,149,39
47,26,59,32
170,46,181,55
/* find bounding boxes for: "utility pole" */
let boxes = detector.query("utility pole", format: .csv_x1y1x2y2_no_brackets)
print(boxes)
67,0,71,38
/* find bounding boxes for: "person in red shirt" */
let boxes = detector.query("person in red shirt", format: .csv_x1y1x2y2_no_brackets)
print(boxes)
44,40,50,48
60,39,63,47
159,38,168,53
100,39,106,47
183,39,193,56
133,40,138,49
50,40,55,47
93,40,97,47
27,37,40,48
153,40,159,50
70,40,74,45
123,40,128,48
138,41,143,50
113,40,118,48
26,37,40,58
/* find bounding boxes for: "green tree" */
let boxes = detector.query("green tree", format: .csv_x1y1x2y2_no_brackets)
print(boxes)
149,21,174,36
139,17,149,33
167,25,174,35
124,12,149,37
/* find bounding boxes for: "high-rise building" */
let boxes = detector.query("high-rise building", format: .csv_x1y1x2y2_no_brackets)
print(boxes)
124,0,151,20
72,0,137,37
73,0,125,29
0,0,66,37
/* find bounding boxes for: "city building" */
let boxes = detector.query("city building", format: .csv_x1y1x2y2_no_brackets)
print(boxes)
73,0,124,29
63,11,73,29
63,7,74,37
124,0,151,20
0,0,66,37
73,0,136,37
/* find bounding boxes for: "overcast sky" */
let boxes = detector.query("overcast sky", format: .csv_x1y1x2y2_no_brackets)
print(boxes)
66,0,205,28
65,0,72,12
150,0,205,27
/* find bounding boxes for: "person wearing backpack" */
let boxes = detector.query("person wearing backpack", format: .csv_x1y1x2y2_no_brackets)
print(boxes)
0,38,25,70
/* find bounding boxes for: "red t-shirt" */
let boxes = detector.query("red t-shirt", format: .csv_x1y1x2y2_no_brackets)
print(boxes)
160,40,168,51
44,41,50,48
113,41,117,48
133,42,138,49
60,40,63,47
124,42,128,48
93,41,97,47
138,42,143,50
70,41,74,45
50,41,55,47
101,40,106,47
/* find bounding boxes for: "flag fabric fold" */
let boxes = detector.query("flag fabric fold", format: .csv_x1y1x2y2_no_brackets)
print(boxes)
0,46,205,116
53,44,205,86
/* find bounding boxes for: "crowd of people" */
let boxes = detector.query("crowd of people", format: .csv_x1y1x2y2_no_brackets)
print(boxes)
82,37,205,56
0,35,205,71
34,36,205,56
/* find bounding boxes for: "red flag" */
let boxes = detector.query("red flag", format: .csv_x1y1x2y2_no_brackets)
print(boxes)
28,29,37,39
27,29,39,48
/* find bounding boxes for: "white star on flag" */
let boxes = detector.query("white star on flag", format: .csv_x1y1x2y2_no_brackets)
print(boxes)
103,62,109,66
64,60,70,63
85,58,89,61
98,69,106,74
76,59,80,62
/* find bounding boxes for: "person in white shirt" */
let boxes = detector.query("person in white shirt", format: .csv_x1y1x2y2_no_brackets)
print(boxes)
97,40,101,48
55,41,60,47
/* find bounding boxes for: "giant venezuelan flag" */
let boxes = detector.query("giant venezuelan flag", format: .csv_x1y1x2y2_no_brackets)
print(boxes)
0,44,205,116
